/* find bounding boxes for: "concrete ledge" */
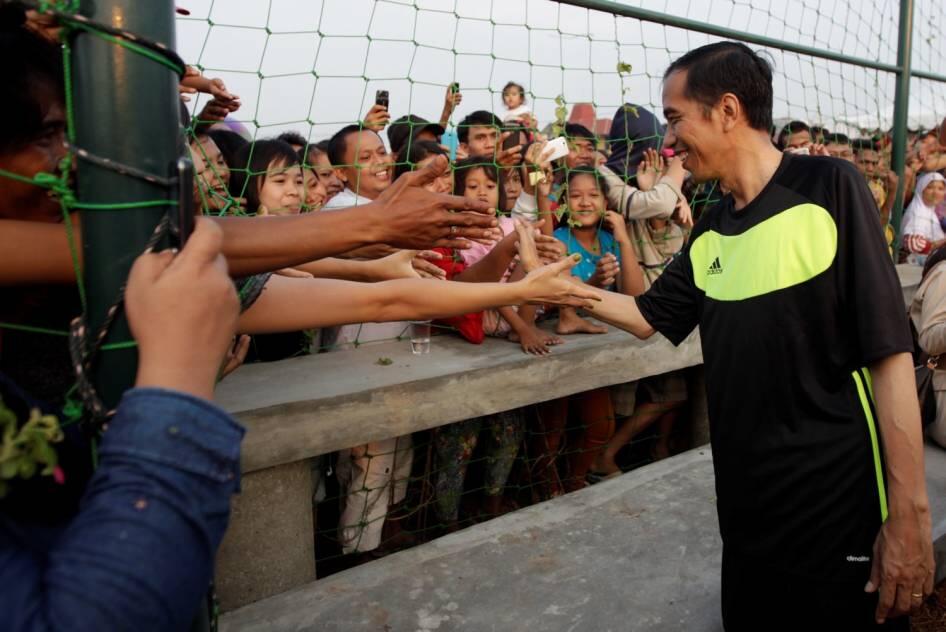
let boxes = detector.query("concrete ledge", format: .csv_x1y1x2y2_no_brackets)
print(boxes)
221,448,723,632
215,326,702,474
221,444,946,632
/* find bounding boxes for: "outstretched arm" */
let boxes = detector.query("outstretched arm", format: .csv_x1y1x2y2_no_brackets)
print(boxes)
237,253,599,334
513,221,655,339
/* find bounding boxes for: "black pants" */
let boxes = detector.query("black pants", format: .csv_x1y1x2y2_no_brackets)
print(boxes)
721,548,909,632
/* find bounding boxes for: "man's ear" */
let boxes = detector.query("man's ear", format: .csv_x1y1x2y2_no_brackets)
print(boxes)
719,93,741,132
334,167,348,184
459,142,470,154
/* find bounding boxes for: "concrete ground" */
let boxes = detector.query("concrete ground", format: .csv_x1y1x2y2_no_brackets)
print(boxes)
219,443,946,631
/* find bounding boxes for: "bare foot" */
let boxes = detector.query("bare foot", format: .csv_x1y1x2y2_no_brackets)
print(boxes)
556,307,608,335
509,325,563,355
538,328,565,347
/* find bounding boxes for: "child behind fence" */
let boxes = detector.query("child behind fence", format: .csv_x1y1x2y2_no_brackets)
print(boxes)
530,168,645,496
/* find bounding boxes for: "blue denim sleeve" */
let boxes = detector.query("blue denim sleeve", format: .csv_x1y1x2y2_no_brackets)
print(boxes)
0,387,244,632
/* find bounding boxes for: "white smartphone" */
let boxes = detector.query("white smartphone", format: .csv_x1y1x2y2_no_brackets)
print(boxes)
543,136,570,162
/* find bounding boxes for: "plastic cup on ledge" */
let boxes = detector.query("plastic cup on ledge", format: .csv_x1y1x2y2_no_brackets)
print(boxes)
410,320,431,354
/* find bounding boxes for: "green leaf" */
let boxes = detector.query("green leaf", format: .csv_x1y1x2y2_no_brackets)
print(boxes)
616,61,633,75
37,441,57,468
18,458,36,479
622,104,640,118
0,460,18,479
376,357,394,366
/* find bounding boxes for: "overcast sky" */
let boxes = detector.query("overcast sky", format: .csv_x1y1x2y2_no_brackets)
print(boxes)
175,0,945,142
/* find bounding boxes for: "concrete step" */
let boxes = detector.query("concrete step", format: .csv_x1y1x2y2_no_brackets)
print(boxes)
221,444,946,632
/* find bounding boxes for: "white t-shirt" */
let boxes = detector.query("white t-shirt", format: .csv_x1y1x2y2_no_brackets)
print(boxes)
503,104,532,123
321,188,410,349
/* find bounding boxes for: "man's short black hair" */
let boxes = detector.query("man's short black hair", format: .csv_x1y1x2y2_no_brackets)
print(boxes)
776,120,810,148
327,124,373,166
457,110,501,144
276,130,308,148
823,132,850,146
394,140,448,181
564,123,596,142
809,125,828,142
664,41,774,134
852,138,878,153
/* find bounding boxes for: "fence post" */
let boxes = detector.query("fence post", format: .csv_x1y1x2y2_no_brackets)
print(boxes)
73,1,181,407
890,0,914,249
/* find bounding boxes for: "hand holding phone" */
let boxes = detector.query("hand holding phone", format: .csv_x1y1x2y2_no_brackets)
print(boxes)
375,89,389,109
543,136,570,162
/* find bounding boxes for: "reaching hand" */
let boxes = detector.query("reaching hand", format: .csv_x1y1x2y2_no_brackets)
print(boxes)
126,218,239,401
520,255,602,308
23,9,62,43
513,219,542,273
672,197,694,228
885,169,900,194
635,148,664,191
373,154,499,250
218,335,251,381
809,143,830,157
603,210,631,243
411,250,447,279
444,85,463,115
179,66,201,102
664,155,686,189
197,97,240,123
496,132,523,167
363,104,391,132
524,141,555,195
587,252,619,288
533,223,567,264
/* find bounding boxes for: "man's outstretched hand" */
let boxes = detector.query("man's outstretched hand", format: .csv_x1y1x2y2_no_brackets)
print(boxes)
373,154,501,250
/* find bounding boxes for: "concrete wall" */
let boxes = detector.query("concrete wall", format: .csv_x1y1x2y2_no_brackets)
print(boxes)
213,324,704,610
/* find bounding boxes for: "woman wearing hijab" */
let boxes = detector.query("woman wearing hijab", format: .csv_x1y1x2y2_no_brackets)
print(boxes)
604,102,663,183
901,172,946,262
597,103,689,223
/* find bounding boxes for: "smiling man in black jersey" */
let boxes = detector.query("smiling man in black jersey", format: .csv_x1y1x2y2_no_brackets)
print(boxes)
516,41,934,631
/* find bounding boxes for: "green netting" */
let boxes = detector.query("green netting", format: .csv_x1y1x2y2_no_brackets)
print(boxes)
2,0,945,577
171,0,946,572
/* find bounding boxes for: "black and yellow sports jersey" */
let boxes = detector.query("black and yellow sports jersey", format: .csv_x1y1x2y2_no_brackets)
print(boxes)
637,154,913,581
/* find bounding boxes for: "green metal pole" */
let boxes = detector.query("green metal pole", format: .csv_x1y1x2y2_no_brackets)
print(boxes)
73,1,180,408
890,0,914,249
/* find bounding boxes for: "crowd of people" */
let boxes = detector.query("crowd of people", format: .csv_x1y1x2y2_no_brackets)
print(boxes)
0,3,942,629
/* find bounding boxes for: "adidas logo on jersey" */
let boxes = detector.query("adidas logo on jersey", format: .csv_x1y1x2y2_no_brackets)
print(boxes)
707,257,723,275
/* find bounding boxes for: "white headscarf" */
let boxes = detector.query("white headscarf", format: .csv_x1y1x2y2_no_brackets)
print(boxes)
901,172,946,243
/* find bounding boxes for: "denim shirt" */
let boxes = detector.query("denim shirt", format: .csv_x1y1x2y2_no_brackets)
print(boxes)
1,387,244,631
